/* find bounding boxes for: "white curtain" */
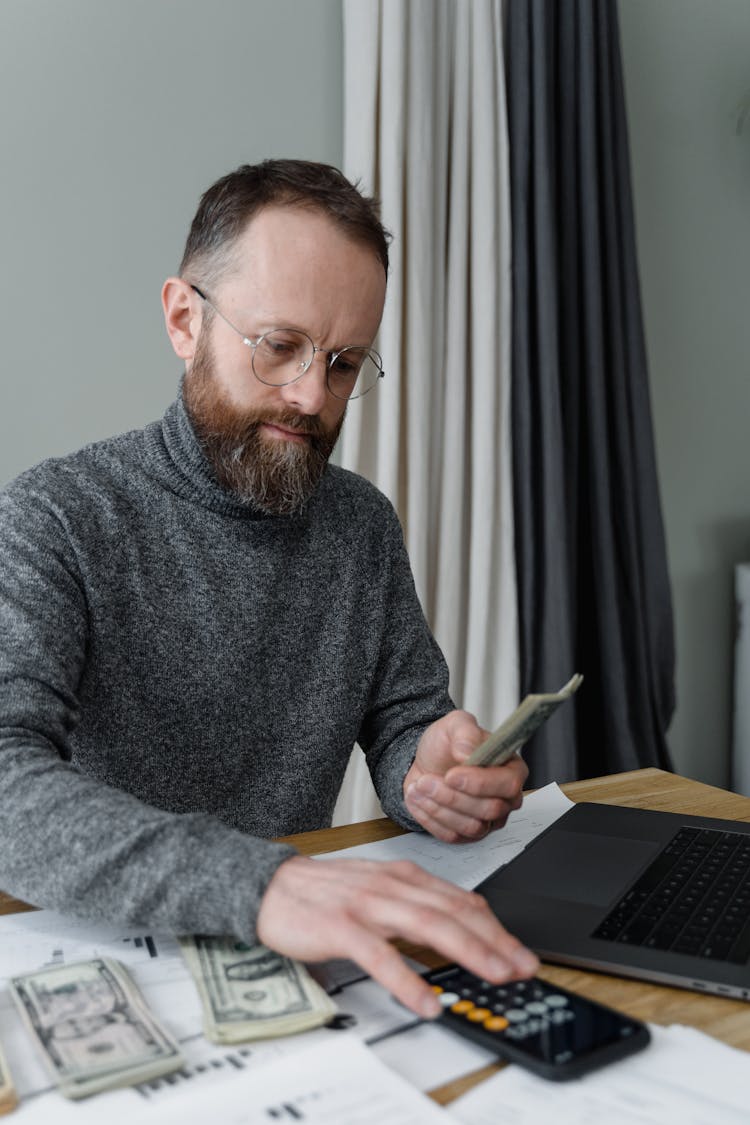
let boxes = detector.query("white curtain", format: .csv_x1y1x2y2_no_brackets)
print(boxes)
333,0,518,825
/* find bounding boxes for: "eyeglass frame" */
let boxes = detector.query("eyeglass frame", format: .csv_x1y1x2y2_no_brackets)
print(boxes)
189,284,385,400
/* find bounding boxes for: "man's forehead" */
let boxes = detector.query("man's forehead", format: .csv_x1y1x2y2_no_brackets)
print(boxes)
218,206,386,338
229,204,384,275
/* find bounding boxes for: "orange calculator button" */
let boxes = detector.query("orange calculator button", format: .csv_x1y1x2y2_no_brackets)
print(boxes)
483,1015,510,1032
451,1000,475,1014
467,1007,492,1022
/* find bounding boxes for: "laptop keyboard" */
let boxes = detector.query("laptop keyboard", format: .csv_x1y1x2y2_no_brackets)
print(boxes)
591,826,750,963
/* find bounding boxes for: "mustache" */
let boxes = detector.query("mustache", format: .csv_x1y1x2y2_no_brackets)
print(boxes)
257,410,327,437
209,406,329,443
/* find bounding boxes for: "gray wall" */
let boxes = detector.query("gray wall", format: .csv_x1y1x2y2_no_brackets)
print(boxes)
618,0,750,787
0,0,342,485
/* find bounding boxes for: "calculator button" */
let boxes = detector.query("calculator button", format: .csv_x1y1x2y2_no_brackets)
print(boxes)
438,992,459,1007
467,1007,492,1022
545,994,569,1008
483,1015,510,1032
451,1000,475,1014
550,1009,575,1024
505,1008,527,1022
524,1002,548,1016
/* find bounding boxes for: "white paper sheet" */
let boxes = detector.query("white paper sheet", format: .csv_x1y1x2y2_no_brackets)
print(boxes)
448,1024,750,1125
5,1038,451,1125
0,908,491,1115
156,1037,450,1124
316,782,574,888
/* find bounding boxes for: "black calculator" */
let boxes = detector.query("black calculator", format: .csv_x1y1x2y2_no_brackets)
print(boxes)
424,964,650,1081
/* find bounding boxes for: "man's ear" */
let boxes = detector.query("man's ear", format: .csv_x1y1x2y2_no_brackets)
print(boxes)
162,278,203,361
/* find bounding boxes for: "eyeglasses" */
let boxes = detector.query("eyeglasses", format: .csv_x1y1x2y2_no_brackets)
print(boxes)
190,285,384,401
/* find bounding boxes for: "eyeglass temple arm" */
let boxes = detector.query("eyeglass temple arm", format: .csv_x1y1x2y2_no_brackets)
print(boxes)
190,284,207,300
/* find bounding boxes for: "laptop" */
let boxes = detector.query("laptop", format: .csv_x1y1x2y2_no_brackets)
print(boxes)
476,801,750,1001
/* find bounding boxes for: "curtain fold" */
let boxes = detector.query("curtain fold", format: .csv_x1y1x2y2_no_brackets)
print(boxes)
334,0,518,824
506,0,675,785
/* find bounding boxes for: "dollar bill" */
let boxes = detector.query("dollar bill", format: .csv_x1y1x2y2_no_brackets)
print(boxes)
0,1038,18,1116
466,674,584,767
9,958,183,1100
180,936,337,1043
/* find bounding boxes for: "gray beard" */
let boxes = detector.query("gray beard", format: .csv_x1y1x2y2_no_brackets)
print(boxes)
184,332,344,515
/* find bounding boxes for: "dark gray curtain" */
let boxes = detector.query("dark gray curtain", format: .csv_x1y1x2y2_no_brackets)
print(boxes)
506,0,675,785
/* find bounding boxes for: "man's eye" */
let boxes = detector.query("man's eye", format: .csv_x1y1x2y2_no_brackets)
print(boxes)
332,362,358,378
260,335,300,362
331,355,362,379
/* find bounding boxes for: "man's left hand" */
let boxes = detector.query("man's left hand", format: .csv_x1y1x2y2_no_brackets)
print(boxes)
403,710,528,843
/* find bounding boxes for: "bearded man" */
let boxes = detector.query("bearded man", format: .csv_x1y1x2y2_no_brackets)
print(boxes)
0,160,536,1016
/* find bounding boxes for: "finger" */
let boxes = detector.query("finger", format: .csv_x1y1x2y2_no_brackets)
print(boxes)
315,857,491,919
339,860,522,956
406,777,516,831
315,869,531,1014
445,756,529,799
407,800,503,843
353,879,539,984
443,711,490,764
407,794,511,840
336,927,443,1018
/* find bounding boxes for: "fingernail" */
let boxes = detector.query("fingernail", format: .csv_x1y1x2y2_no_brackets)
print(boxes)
420,992,442,1019
513,949,540,975
488,955,512,978
417,778,437,797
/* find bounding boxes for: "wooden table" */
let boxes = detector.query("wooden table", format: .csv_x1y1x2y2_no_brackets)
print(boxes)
3,767,750,1104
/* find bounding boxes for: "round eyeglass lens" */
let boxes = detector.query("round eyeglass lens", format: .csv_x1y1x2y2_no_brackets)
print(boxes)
327,348,382,400
252,330,313,385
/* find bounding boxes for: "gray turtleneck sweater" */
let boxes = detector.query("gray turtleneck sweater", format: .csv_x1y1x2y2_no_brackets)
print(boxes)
0,392,452,941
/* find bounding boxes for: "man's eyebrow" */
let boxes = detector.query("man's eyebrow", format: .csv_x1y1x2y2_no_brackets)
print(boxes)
245,316,367,354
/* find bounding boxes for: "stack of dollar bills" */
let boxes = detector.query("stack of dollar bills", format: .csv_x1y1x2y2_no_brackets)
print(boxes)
9,958,183,1099
465,673,583,766
180,935,337,1042
0,1040,17,1116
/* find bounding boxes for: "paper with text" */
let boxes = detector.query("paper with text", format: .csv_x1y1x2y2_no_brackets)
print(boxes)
449,1023,750,1125
317,782,574,889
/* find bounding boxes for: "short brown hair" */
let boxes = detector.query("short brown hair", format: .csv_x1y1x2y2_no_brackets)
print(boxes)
179,159,390,287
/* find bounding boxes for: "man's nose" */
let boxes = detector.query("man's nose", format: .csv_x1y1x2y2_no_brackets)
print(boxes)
278,351,330,415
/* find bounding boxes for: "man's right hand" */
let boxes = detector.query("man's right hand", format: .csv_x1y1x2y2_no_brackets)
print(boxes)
256,854,539,1018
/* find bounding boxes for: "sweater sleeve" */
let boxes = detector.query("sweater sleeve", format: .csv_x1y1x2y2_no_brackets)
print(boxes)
0,480,295,941
357,503,454,829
